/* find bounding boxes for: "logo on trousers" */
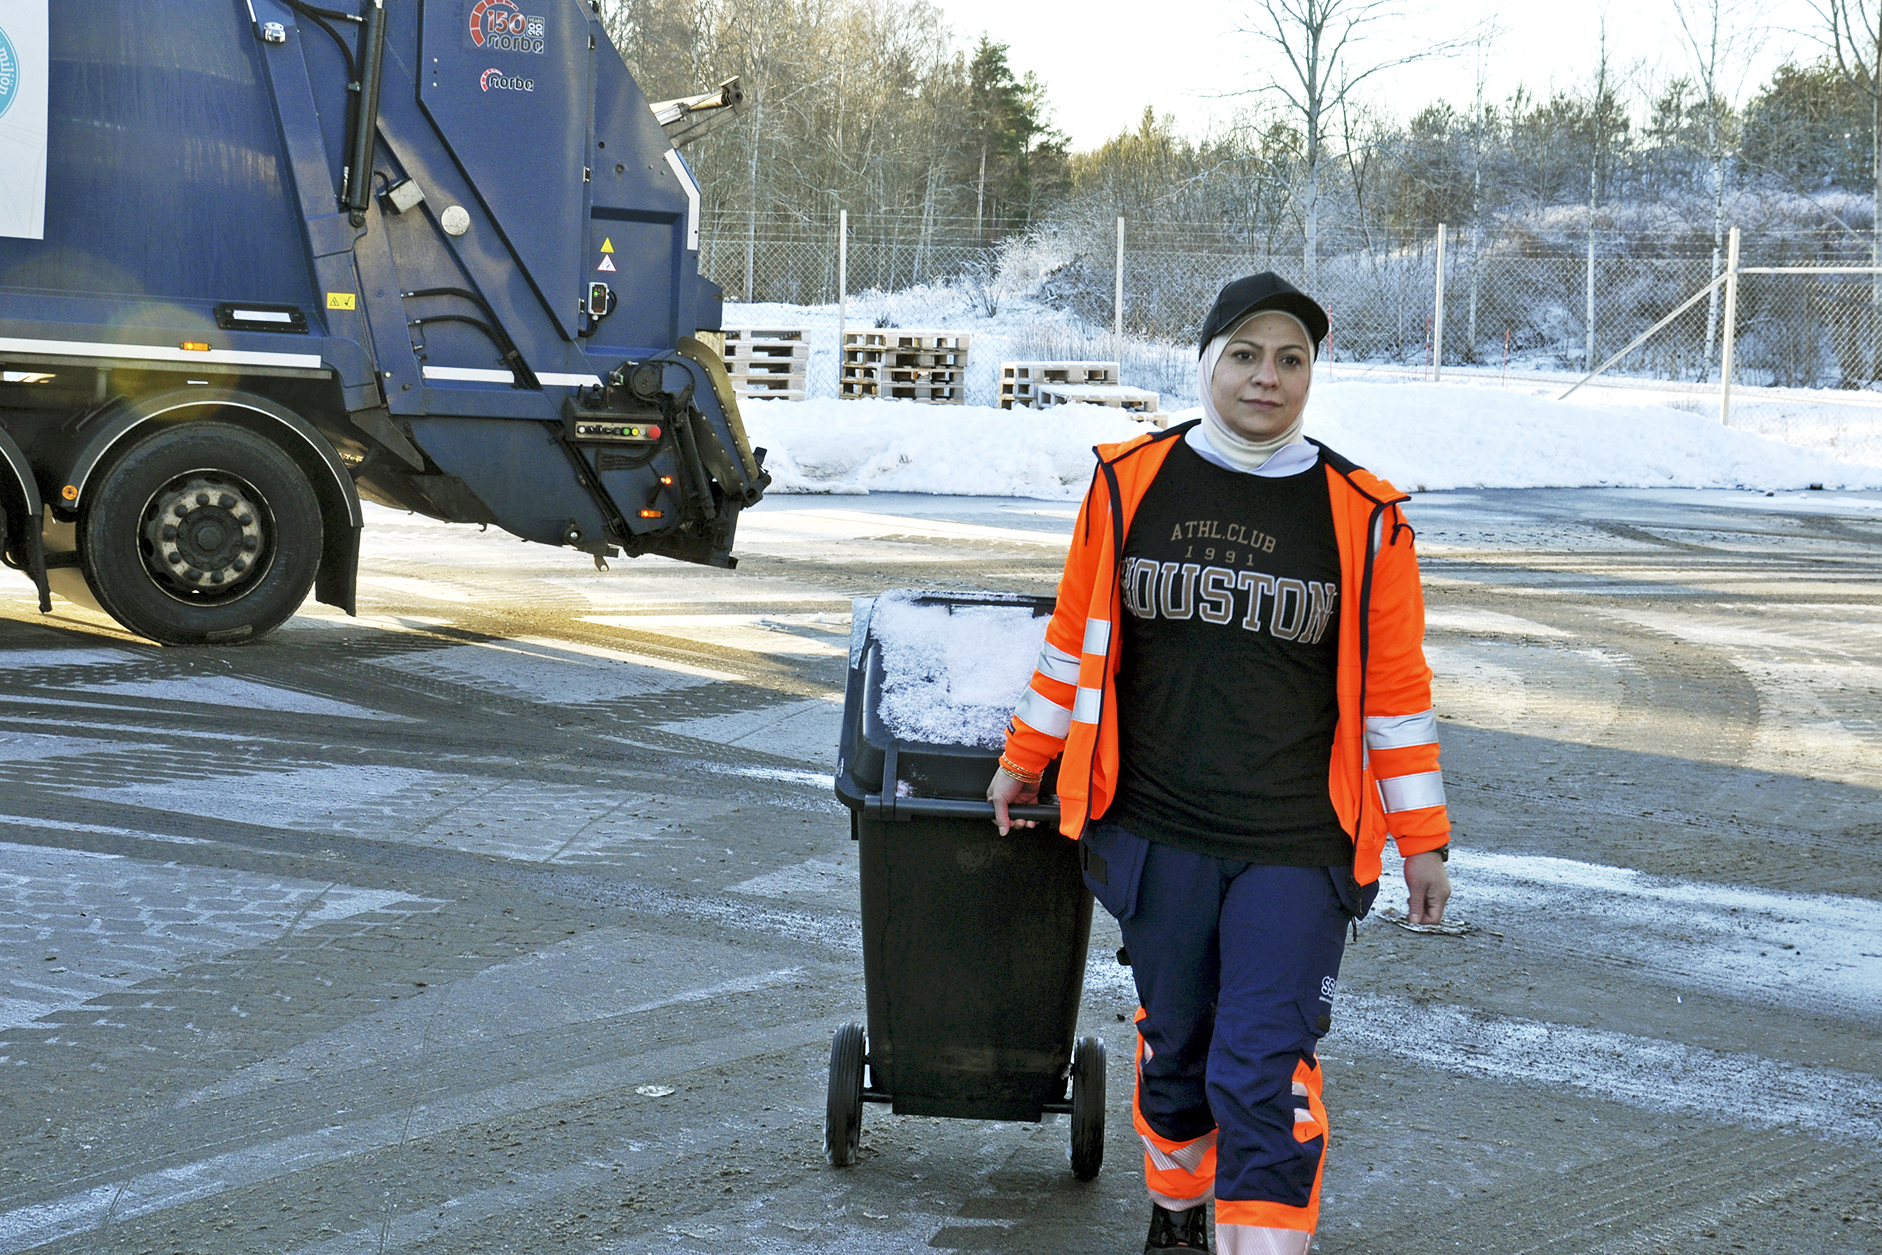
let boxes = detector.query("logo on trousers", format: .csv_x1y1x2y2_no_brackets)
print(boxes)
0,25,19,120
1319,975,1338,1001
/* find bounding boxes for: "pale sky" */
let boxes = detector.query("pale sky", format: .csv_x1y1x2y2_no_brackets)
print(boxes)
932,0,1827,151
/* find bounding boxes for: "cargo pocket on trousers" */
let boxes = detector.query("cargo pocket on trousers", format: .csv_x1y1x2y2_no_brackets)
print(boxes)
1079,822,1150,922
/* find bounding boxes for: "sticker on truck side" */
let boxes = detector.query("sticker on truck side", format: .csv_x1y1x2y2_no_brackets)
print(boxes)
326,293,357,310
467,0,545,54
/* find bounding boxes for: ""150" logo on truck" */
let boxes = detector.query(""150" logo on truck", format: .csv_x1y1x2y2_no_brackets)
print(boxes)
467,0,545,55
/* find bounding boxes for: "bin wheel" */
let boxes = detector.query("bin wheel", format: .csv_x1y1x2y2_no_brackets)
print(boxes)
1070,1034,1106,1180
824,1022,866,1167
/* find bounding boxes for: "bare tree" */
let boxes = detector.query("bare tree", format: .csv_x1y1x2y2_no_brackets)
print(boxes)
1464,19,1498,360
1236,0,1465,288
1673,0,1754,373
1587,20,1609,372
1819,0,1882,355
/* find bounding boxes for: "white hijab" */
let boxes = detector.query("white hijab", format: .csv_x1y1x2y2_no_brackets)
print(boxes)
1191,311,1316,477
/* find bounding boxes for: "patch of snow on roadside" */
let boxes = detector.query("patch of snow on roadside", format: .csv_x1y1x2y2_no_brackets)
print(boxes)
868,592,1048,748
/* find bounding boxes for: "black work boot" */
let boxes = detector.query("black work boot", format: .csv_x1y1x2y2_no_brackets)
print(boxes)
1144,1202,1210,1252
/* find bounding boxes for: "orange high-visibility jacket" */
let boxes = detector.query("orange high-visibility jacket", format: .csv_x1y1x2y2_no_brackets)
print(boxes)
1001,423,1451,887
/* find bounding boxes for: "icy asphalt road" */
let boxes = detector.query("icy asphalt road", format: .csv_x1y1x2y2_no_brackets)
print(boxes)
1,486,1879,1255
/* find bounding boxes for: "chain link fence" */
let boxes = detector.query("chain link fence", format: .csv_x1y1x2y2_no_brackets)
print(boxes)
699,211,1882,464
701,211,1000,309
706,215,1882,384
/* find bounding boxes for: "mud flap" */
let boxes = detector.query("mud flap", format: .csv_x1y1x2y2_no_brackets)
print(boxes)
0,428,50,612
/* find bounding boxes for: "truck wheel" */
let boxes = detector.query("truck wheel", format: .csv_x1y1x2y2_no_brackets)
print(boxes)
78,422,322,645
1069,1035,1105,1180
824,1022,866,1167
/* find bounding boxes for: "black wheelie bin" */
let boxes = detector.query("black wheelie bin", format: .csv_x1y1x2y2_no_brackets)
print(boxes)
829,590,1105,1180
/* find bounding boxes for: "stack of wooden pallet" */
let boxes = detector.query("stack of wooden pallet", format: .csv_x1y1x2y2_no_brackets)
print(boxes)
1037,382,1163,419
998,361,1120,410
722,328,809,401
841,330,969,403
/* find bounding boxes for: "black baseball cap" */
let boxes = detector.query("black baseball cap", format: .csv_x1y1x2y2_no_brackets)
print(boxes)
1198,272,1330,355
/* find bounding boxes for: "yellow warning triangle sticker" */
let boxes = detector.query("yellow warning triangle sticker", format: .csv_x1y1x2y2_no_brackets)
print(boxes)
600,238,615,253
597,255,617,272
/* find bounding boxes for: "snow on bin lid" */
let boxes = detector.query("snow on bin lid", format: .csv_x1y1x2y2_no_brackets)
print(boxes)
868,591,1049,749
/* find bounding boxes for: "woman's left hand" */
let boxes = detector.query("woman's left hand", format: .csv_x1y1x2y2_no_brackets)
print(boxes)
1403,851,1451,924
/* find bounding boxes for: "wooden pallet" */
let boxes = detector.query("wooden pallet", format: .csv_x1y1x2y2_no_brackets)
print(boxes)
843,329,970,351
729,363,807,384
999,360,1120,409
724,327,809,345
722,327,809,401
1037,382,1161,414
724,341,809,363
841,329,969,403
842,378,966,403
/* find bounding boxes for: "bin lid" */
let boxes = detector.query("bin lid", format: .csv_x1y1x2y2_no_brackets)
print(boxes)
861,590,1053,752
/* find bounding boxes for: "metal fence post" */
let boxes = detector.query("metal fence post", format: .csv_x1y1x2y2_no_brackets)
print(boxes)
837,208,848,398
1586,229,1596,371
1433,223,1447,382
1720,225,1740,426
1114,217,1125,342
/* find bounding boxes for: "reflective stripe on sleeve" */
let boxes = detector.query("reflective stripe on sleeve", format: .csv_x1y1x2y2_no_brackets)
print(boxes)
1035,641,1081,685
1071,686,1102,724
1364,709,1440,750
1013,687,1073,738
1378,770,1447,813
1083,618,1111,656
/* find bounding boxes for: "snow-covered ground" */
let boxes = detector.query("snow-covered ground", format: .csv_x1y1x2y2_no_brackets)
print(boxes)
742,384,1882,498
726,291,1882,493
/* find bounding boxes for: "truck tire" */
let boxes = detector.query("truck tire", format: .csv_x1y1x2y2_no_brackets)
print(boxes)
77,422,323,645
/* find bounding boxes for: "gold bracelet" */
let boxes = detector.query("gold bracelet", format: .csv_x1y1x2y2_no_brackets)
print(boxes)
998,755,1044,785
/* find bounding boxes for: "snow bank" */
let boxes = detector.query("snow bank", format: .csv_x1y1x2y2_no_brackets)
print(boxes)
1302,381,1878,491
740,381,1882,498
868,591,1047,748
743,397,1144,498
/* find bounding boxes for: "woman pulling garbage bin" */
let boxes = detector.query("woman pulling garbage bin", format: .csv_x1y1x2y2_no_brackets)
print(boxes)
987,272,1453,1255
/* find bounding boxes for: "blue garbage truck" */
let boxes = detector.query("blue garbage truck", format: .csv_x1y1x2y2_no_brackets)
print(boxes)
0,0,768,644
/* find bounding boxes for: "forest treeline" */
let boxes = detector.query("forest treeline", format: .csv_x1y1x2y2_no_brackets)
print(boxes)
599,0,1882,263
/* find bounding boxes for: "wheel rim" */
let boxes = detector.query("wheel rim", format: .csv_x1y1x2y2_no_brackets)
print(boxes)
137,469,274,603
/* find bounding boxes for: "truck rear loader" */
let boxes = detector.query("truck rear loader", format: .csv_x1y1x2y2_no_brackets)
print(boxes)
0,0,769,645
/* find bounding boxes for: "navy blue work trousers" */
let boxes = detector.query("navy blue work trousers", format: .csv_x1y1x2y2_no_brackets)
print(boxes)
1080,820,1374,1215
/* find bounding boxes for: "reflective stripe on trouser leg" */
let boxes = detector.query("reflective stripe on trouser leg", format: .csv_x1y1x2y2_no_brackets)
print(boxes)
1212,1219,1312,1255
1134,1006,1216,1209
1213,1058,1327,1250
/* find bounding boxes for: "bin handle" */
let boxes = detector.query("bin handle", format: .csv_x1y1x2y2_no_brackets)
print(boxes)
861,794,1061,823
869,741,1059,823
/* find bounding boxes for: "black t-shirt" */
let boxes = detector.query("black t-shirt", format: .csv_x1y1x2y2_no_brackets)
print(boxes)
1106,438,1352,866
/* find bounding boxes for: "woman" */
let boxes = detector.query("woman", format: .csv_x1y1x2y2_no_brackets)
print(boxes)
988,273,1453,1255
